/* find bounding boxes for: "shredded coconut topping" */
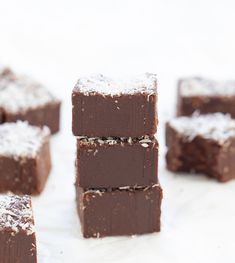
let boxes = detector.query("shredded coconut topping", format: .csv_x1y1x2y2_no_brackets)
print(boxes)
180,77,235,97
84,184,160,193
78,135,155,148
169,113,235,144
0,195,35,235
74,73,157,96
0,121,50,158
0,67,59,113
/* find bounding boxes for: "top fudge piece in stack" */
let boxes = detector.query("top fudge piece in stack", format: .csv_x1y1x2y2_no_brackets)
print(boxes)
0,67,61,134
177,77,235,117
72,73,157,137
166,113,235,182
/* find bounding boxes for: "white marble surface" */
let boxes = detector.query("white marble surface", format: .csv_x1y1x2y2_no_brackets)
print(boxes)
1,0,235,262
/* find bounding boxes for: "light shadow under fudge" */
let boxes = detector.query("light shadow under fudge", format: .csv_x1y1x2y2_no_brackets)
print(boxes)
166,113,235,182
76,184,162,238
0,67,61,134
0,195,37,263
177,77,235,117
72,73,158,137
0,121,51,194
76,135,158,188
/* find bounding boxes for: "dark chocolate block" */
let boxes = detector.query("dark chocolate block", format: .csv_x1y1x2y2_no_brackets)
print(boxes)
0,195,37,263
76,184,162,238
72,73,157,137
0,67,61,134
76,136,158,188
166,113,235,182
0,121,51,194
177,77,235,117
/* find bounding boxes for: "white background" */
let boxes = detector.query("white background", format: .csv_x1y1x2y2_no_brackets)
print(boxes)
1,0,235,262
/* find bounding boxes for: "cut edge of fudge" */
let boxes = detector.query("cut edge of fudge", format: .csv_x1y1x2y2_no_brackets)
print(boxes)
77,135,158,148
73,73,157,97
0,121,50,160
166,115,235,182
0,195,35,235
0,67,61,114
179,77,235,97
167,113,235,145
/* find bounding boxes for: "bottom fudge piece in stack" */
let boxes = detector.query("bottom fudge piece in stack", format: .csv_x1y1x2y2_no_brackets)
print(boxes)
0,195,37,263
76,184,162,238
0,121,51,194
166,113,235,182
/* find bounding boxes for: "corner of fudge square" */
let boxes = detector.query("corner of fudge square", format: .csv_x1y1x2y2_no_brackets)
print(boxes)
166,113,235,182
0,121,51,195
72,73,158,137
0,66,61,134
76,184,163,238
0,195,37,263
177,77,235,117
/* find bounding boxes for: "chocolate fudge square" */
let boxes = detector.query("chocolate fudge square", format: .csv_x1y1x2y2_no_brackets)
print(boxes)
76,184,162,238
72,73,157,137
76,136,158,188
0,121,51,194
166,113,235,182
0,195,37,263
177,77,235,118
0,67,61,134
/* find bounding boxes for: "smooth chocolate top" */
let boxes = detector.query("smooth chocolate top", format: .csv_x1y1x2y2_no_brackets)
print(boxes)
0,121,50,159
74,73,157,96
168,113,235,144
0,67,60,113
179,77,235,97
0,195,34,234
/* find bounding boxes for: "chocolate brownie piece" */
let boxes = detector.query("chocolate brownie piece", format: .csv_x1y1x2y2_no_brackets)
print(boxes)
166,113,235,182
72,73,157,137
0,121,51,194
0,67,61,134
0,195,37,263
76,184,162,238
76,136,158,188
177,77,235,117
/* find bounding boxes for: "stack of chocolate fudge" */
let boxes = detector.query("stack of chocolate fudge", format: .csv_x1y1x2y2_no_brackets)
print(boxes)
72,74,162,238
166,77,235,182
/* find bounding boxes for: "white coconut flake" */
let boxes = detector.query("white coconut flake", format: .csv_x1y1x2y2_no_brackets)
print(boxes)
169,113,235,144
0,121,50,158
0,195,35,235
180,77,235,97
74,73,157,96
77,135,154,146
0,67,59,113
